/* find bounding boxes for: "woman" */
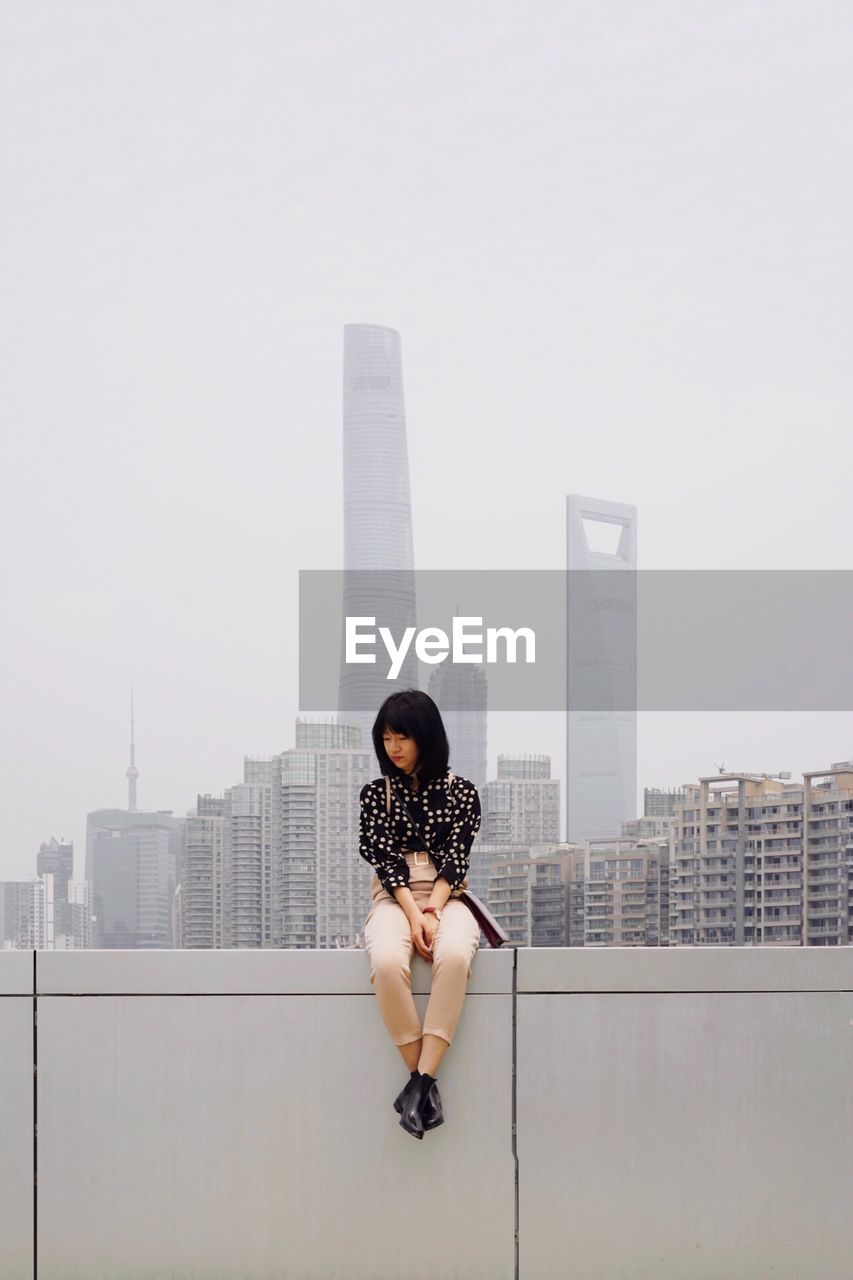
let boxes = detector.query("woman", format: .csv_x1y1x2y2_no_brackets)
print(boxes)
359,688,483,1140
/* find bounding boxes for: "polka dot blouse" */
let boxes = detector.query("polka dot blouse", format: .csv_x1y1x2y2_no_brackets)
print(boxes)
358,769,482,897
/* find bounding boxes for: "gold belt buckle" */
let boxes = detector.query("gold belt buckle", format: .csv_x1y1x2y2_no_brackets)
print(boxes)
412,850,430,866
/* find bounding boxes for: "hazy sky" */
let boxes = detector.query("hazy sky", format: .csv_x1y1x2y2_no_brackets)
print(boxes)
2,0,851,879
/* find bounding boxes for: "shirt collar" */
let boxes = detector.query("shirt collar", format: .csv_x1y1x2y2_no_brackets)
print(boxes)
391,769,448,795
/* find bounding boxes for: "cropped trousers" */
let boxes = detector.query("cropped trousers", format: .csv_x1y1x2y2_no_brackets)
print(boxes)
363,849,481,1047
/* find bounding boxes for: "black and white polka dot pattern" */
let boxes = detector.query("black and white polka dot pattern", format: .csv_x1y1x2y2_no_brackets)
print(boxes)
358,769,482,896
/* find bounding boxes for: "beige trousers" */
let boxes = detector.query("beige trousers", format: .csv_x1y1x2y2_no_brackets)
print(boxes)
363,849,481,1047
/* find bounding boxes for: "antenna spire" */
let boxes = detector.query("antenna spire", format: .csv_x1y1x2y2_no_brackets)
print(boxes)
126,681,139,811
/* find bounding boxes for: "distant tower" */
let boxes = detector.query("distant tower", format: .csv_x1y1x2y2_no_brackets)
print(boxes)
565,494,638,842
427,607,488,793
337,324,420,756
127,683,139,812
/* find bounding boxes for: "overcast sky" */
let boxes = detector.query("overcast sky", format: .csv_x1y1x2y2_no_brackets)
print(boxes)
1,0,851,880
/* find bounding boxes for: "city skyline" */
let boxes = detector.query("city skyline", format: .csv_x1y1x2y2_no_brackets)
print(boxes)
3,10,850,1279
3,2,852,879
10,720,852,949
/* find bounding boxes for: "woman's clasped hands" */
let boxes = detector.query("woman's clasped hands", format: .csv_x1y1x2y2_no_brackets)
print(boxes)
410,908,439,960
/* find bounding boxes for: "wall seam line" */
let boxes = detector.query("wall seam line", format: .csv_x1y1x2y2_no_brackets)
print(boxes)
512,946,519,1280
33,948,37,1280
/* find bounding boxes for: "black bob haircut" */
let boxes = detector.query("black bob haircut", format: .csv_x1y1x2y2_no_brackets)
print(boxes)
371,689,450,786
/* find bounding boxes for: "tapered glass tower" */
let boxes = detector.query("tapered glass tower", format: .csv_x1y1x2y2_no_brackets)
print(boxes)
337,324,419,754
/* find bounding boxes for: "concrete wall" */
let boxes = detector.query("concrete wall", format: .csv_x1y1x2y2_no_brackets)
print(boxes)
1,945,851,1279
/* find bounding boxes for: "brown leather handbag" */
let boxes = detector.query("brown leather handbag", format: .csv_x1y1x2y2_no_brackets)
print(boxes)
384,771,510,948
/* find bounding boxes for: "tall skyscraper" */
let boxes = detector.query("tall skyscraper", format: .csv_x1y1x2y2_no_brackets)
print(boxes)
565,493,638,843
427,653,488,793
86,811,182,948
37,836,74,947
37,836,73,901
61,880,94,950
337,323,420,756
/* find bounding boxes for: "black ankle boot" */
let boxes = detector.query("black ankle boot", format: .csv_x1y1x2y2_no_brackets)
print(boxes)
394,1072,444,1130
398,1070,437,1139
421,1076,444,1130
393,1071,419,1115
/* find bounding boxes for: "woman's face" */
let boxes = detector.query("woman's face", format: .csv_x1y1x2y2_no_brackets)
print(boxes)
382,726,419,775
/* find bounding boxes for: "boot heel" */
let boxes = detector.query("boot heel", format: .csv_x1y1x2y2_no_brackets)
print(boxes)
398,1073,430,1139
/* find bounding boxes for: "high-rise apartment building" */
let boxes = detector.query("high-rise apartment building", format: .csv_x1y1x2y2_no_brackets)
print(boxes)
671,762,853,947
0,876,53,949
487,848,577,948
285,719,373,949
582,839,670,947
223,774,271,951
181,795,225,949
271,719,372,949
803,761,853,945
486,839,669,949
482,754,560,846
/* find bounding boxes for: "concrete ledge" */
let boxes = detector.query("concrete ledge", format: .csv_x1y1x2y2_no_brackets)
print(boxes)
517,943,853,991
0,950,33,994
2,946,851,1279
36,945,515,994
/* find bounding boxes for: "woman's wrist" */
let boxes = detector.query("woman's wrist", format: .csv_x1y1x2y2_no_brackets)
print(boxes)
428,877,452,911
392,886,420,920
391,878,451,919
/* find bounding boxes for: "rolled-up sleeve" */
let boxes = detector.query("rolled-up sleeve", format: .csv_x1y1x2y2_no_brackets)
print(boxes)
358,781,410,896
435,782,481,890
